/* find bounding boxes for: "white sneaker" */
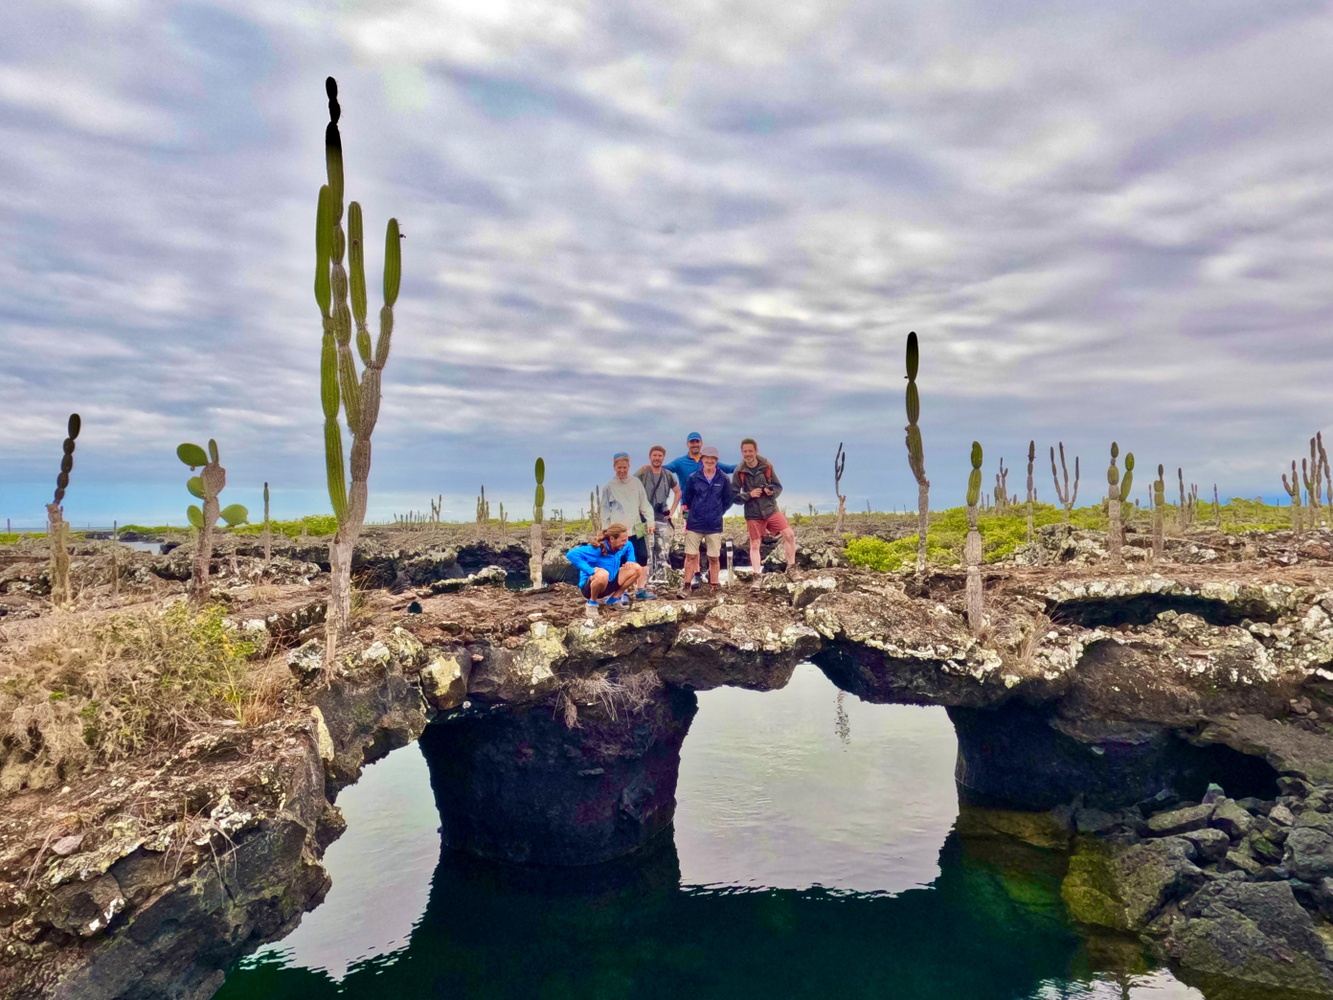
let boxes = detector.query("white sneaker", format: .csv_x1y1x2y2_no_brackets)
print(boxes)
584,599,600,618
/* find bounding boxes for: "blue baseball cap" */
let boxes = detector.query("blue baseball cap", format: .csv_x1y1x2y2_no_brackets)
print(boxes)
686,431,702,442
612,451,630,461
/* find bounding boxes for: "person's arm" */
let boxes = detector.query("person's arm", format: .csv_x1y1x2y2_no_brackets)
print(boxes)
731,469,748,504
566,545,596,576
636,479,654,529
718,460,737,475
680,477,695,519
669,480,681,517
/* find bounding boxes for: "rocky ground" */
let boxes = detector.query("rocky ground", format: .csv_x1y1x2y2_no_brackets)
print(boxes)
0,523,1331,997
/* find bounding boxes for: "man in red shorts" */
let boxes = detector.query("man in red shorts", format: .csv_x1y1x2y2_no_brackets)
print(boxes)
732,437,797,586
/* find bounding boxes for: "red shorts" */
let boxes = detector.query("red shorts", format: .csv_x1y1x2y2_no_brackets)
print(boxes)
746,511,790,541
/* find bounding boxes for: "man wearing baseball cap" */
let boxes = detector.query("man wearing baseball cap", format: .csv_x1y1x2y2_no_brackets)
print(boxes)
600,451,656,599
665,432,736,486
678,446,734,596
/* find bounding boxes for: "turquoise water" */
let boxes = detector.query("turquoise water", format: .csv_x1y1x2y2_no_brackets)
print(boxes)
218,664,1204,1000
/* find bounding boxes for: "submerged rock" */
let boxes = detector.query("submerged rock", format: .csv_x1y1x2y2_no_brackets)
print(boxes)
1168,880,1333,994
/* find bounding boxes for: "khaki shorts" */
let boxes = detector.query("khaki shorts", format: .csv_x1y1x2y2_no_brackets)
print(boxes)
684,530,722,557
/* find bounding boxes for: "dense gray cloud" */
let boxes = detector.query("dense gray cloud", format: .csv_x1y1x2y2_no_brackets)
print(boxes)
2,0,1331,527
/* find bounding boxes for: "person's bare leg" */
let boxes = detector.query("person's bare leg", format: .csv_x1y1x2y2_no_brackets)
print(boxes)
680,554,699,594
783,528,797,570
749,537,763,576
707,555,721,586
588,569,610,599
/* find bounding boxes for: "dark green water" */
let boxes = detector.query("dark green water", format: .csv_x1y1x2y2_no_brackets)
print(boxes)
219,665,1203,1000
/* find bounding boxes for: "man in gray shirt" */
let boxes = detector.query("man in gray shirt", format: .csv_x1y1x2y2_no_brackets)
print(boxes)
636,444,680,585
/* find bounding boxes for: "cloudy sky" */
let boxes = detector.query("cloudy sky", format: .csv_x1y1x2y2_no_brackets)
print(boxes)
2,0,1331,528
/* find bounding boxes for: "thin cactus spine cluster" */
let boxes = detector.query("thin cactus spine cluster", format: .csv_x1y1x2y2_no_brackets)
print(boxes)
833,442,847,534
178,439,248,603
904,332,929,575
46,413,81,606
964,441,984,632
1049,442,1079,530
314,76,402,656
1151,465,1166,563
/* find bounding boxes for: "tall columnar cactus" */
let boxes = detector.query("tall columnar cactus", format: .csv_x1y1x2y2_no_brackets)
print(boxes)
46,413,81,606
1151,465,1166,563
262,482,272,565
1301,439,1322,527
1177,468,1186,531
1106,443,1123,567
964,441,984,632
1212,483,1221,528
993,458,1009,515
1121,452,1135,546
314,76,402,654
178,440,248,602
530,457,546,588
1025,441,1036,548
1281,460,1303,533
1318,433,1331,523
1049,442,1079,529
834,442,847,534
904,331,929,575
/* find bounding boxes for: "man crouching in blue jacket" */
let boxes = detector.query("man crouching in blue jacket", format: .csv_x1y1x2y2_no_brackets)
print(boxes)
565,522,647,617
677,446,733,597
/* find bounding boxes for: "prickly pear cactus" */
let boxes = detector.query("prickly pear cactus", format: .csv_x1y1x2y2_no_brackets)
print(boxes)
834,442,847,535
904,332,930,575
179,439,248,602
46,413,81,607
965,441,984,632
1106,443,1124,569
1151,465,1166,563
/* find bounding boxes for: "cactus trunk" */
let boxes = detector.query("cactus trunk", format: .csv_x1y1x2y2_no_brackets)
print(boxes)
46,504,71,606
529,523,544,590
314,77,401,660
263,482,272,565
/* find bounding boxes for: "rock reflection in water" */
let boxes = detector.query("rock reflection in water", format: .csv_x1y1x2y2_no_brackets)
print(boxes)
224,819,1200,1000
221,665,1212,1000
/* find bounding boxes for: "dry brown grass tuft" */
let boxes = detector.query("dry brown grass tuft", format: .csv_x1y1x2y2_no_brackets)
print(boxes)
554,670,664,729
0,602,292,794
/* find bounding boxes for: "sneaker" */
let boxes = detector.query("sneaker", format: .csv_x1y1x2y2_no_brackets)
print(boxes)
584,600,600,618
635,588,657,601
603,595,626,609
750,573,763,591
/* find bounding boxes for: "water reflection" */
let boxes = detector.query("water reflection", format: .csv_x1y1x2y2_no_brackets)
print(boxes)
221,666,1208,1000
223,822,1193,1000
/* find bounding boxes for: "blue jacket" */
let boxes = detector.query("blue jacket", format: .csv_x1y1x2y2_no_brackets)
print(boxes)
681,469,734,534
665,453,736,483
565,541,636,586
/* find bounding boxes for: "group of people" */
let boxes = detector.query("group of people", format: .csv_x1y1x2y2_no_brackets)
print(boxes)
565,432,799,613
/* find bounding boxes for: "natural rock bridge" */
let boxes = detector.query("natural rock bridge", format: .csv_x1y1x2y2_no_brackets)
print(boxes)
10,561,1333,999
